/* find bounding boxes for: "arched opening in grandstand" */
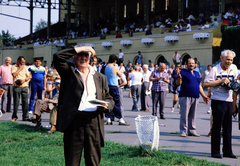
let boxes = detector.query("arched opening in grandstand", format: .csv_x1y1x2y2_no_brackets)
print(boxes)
181,53,191,65
133,56,138,65
155,54,165,65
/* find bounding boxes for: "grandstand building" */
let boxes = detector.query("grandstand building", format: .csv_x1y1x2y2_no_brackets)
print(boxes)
0,0,239,73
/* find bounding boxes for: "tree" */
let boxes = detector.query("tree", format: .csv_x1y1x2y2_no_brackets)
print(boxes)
0,30,16,48
220,25,240,68
34,19,51,32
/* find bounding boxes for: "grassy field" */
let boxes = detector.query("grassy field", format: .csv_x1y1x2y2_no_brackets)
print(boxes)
0,121,227,166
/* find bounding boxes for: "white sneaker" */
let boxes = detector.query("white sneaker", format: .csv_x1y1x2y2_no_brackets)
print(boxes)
28,111,33,114
207,110,211,114
171,107,174,112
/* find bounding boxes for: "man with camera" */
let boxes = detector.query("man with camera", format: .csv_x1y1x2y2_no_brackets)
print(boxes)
204,50,238,159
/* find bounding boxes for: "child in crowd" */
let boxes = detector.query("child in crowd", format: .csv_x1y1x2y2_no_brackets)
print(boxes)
45,74,55,99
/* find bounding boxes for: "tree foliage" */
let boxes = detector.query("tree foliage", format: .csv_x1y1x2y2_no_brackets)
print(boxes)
220,25,240,68
0,30,16,47
34,19,52,32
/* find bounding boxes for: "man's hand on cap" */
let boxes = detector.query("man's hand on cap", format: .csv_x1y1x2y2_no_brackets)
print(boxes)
74,46,96,57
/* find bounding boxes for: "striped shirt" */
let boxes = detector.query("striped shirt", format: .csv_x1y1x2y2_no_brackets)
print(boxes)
150,69,169,92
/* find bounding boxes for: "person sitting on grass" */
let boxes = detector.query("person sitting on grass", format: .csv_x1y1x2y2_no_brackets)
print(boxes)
31,81,60,133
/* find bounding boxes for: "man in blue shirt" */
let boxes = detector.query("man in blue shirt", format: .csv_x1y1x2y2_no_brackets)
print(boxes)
176,58,209,137
28,58,46,113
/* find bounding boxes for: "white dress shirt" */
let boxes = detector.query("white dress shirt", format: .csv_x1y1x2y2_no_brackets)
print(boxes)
142,70,152,89
76,65,97,112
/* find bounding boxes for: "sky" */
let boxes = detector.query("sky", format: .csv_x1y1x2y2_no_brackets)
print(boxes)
0,4,59,38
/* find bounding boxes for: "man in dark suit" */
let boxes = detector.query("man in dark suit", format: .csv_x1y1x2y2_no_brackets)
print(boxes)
53,45,114,166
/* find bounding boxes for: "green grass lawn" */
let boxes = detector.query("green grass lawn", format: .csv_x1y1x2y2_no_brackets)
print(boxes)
0,121,227,166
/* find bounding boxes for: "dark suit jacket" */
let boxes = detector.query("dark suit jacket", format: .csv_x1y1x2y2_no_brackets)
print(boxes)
53,47,114,146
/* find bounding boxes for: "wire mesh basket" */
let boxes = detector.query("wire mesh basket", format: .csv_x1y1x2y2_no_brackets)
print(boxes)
135,115,159,151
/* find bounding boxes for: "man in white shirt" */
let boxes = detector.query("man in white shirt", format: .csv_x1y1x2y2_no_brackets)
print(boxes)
172,50,181,65
165,18,172,27
186,21,191,31
118,49,124,65
129,66,143,111
140,65,152,111
204,22,210,29
204,50,238,159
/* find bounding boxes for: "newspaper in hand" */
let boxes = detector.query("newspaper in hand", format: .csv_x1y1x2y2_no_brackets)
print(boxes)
88,99,109,109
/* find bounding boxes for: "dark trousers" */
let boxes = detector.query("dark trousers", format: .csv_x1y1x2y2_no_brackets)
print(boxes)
12,86,29,120
105,85,122,119
211,100,233,155
29,81,43,112
1,84,13,112
118,87,124,118
64,111,101,166
118,58,123,66
152,91,166,117
141,82,150,110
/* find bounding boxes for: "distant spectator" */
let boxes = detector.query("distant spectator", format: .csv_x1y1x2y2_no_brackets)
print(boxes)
160,23,165,28
124,24,129,33
197,24,203,30
178,16,184,23
130,23,135,29
224,10,233,19
155,21,162,27
221,19,229,26
139,27,143,32
150,22,155,29
149,62,154,73
118,49,124,65
60,37,66,50
53,38,60,46
186,20,192,31
174,25,179,32
115,31,122,38
34,39,40,47
187,14,195,21
204,21,210,29
137,51,143,67
212,18,219,29
115,25,120,33
96,62,102,72
144,26,148,31
129,28,133,37
119,63,125,73
135,27,140,32
145,27,152,35
165,18,172,27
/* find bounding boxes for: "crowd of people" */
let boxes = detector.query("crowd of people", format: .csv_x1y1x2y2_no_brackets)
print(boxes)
0,57,60,133
1,44,240,164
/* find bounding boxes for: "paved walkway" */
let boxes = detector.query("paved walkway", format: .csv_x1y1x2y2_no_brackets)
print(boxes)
1,90,240,166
